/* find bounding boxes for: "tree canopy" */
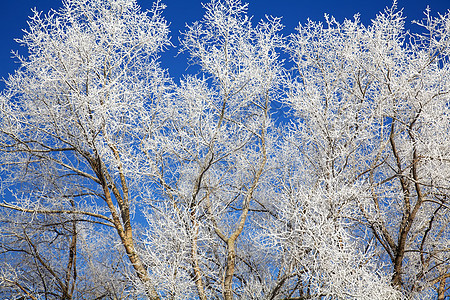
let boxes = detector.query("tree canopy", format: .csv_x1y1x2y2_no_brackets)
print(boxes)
1,0,450,299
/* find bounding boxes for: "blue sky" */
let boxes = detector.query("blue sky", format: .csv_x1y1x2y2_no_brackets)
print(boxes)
0,0,448,84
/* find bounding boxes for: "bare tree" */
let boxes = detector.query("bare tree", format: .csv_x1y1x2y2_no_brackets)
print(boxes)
0,206,132,299
285,2,450,298
0,0,449,299
0,0,171,298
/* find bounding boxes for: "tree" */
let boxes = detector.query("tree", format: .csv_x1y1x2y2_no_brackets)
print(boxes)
0,208,131,299
0,0,171,298
285,2,450,298
0,0,449,299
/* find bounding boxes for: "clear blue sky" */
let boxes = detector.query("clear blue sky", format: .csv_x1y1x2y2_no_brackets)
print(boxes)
0,0,448,83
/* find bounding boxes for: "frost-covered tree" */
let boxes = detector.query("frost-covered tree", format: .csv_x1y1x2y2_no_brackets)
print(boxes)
0,0,449,299
0,0,171,298
285,2,450,298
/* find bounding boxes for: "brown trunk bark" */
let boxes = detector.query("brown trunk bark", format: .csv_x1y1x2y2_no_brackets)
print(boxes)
105,188,160,300
223,240,237,300
191,222,208,300
94,156,160,300
438,278,445,300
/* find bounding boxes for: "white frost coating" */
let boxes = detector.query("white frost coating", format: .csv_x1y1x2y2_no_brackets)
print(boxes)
0,0,449,299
